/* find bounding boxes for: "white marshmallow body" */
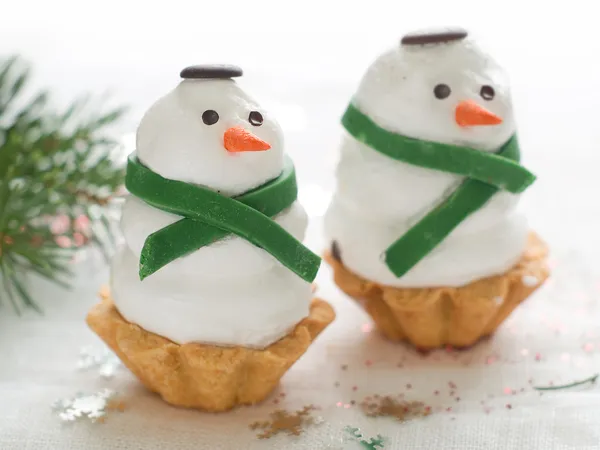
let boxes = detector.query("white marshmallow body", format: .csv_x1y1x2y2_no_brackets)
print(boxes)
111,78,312,348
324,37,529,287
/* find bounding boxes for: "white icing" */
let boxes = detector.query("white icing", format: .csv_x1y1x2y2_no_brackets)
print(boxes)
110,78,313,348
324,34,529,288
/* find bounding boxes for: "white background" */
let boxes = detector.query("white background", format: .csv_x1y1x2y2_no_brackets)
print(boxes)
1,1,600,448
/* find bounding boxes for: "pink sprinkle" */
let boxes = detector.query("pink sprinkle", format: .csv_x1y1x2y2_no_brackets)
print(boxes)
425,406,432,413
506,404,512,410
445,345,454,353
448,381,457,389
485,356,497,365
54,236,72,248
446,407,452,412
365,360,373,367
583,343,595,353
503,387,512,395
520,348,529,356
279,392,286,398
484,407,492,414
352,386,358,392
528,378,534,385
336,402,343,407
344,404,351,409
361,323,373,333
535,353,542,362
406,383,412,390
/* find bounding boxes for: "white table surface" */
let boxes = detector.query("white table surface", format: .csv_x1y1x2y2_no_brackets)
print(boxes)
2,1,600,448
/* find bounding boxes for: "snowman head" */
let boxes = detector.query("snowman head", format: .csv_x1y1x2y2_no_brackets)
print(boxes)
136,65,284,196
353,28,515,152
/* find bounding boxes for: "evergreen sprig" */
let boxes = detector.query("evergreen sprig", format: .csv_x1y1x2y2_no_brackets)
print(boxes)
0,56,126,313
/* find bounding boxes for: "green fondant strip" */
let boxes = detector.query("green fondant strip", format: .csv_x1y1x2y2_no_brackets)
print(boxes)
341,103,536,278
342,103,535,193
125,154,321,283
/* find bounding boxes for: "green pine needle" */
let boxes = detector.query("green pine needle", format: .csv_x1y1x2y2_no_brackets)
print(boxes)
0,55,127,313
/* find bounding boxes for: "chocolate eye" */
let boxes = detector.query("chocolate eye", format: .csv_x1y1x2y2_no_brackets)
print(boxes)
248,111,264,126
202,110,219,125
480,85,495,100
433,84,451,99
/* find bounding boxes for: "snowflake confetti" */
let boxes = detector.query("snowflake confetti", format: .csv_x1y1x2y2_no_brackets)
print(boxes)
344,426,387,449
249,405,322,439
77,346,122,378
360,395,430,422
52,389,125,423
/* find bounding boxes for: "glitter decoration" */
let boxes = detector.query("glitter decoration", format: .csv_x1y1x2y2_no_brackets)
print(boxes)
360,395,430,422
534,374,598,391
344,426,386,449
249,405,321,439
52,389,124,423
521,275,538,287
361,323,373,333
77,346,122,378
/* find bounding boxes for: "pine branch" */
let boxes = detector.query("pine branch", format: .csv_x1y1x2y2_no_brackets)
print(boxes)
0,55,127,312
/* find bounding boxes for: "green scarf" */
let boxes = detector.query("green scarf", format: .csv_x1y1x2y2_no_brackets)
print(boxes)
341,103,536,278
125,154,321,283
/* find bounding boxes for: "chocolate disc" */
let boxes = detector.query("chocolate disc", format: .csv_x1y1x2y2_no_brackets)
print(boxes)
401,28,468,46
180,65,243,79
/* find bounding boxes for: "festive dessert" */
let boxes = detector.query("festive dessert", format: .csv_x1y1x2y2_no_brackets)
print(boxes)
324,28,549,350
87,65,335,411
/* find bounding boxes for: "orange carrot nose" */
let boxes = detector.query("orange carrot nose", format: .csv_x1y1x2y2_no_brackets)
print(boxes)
455,100,503,127
223,127,271,153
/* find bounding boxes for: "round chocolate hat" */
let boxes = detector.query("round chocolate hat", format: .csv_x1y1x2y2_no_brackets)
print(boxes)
180,65,243,79
401,27,468,46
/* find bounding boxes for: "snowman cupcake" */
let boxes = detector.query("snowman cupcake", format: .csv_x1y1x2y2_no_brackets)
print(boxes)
87,65,335,411
324,28,549,350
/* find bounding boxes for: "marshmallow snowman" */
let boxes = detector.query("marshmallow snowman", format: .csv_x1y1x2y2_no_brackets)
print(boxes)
324,29,529,287
111,65,312,349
